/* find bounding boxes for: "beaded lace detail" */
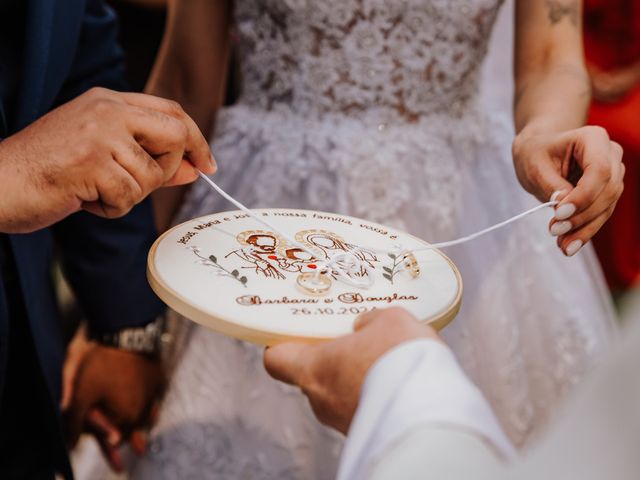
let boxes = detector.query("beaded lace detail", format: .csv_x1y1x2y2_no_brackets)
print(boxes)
235,0,503,121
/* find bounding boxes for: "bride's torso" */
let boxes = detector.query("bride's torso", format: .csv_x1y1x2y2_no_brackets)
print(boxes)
193,0,515,240
147,5,617,472
233,0,505,121
197,0,512,237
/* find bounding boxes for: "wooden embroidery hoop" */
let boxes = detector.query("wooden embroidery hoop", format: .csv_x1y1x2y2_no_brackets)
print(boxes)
147,209,463,346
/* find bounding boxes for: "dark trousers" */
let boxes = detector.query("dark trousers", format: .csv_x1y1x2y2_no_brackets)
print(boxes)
0,237,67,479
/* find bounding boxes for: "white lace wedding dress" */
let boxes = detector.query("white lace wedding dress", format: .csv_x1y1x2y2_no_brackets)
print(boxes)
107,1,618,478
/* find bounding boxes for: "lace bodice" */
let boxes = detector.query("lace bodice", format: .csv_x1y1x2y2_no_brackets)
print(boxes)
235,0,504,121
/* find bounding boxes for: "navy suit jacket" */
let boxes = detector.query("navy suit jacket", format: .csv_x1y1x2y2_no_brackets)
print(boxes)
0,0,164,443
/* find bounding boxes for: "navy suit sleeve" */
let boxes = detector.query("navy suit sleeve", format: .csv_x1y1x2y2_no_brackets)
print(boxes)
52,0,164,333
53,203,164,333
54,0,127,103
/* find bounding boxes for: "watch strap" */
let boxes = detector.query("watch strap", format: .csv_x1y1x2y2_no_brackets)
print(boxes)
90,315,167,355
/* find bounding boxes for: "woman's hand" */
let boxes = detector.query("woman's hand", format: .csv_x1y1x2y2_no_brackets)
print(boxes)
513,125,624,256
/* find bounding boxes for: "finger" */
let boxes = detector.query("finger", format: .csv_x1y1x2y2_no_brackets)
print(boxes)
353,309,381,331
559,127,615,218
130,429,148,456
354,306,422,332
119,92,216,174
64,393,93,448
123,105,188,181
557,206,615,256
114,141,166,199
163,159,199,187
148,401,161,426
263,342,310,386
85,408,122,447
551,158,623,233
81,163,143,218
530,161,575,205
95,435,124,473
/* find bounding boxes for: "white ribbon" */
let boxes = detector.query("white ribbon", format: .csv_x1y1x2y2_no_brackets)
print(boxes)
197,171,557,290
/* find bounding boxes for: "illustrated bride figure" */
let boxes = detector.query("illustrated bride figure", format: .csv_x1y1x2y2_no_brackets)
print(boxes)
298,230,378,277
121,1,622,478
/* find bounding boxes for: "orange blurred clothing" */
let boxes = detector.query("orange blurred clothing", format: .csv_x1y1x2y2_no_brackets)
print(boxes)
585,0,640,292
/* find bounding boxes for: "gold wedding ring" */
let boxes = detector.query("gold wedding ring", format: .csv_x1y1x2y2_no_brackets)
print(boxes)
402,252,421,278
296,272,332,296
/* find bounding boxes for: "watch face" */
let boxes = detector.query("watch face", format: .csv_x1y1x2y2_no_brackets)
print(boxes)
118,326,158,353
148,208,462,345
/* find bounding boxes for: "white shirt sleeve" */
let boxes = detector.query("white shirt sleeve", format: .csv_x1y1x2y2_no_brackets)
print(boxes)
336,339,517,480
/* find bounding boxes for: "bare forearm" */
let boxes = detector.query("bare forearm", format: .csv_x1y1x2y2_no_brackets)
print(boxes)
515,64,590,135
147,0,231,231
510,2,624,258
146,0,231,135
514,0,590,136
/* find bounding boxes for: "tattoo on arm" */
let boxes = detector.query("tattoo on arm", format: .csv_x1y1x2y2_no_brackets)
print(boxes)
546,1,579,26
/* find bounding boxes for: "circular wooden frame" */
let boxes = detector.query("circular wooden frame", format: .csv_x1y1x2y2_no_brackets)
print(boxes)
147,209,463,346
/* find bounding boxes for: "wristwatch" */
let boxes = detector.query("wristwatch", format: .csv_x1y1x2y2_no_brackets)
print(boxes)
90,315,171,356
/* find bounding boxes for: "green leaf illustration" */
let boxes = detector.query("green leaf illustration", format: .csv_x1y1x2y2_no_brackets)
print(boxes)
240,276,248,284
383,273,392,281
383,266,392,274
232,269,239,277
209,255,217,263
388,253,397,260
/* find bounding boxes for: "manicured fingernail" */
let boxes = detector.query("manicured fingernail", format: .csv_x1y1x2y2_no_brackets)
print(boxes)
210,153,217,172
550,221,572,236
550,190,567,202
565,239,583,257
554,203,576,220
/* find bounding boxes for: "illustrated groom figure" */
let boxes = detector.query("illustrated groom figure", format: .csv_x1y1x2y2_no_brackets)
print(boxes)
0,0,214,478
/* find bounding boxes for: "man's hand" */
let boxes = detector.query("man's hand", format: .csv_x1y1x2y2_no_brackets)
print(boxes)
264,307,441,434
62,336,164,472
512,125,624,256
0,87,216,233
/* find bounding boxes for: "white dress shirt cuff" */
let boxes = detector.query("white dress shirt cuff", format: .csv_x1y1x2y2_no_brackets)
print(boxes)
337,339,516,480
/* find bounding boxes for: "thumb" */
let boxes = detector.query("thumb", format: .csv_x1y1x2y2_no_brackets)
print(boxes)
163,159,199,187
61,358,79,411
61,330,93,410
541,130,589,202
130,429,148,456
85,408,122,447
263,343,310,386
353,310,381,331
516,131,575,203
530,159,574,204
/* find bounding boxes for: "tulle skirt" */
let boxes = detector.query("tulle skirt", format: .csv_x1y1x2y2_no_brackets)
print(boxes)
76,101,616,480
